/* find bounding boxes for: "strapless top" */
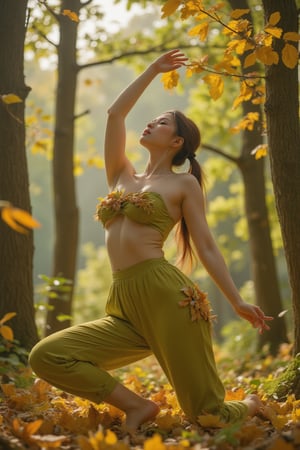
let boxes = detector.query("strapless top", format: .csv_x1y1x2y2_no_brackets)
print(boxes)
95,190,175,241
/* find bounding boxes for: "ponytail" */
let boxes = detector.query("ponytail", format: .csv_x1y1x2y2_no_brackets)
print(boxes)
171,110,204,272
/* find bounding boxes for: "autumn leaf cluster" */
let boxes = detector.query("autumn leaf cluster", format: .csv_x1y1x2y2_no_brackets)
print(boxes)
0,343,300,450
160,0,299,143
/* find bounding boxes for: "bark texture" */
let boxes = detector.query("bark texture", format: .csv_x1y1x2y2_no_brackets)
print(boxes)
261,0,300,355
0,0,38,349
46,0,80,334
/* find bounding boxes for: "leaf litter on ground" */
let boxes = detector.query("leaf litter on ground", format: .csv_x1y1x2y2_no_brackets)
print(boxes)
0,343,299,449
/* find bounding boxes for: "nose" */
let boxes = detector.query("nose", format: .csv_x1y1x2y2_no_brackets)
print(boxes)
147,120,156,128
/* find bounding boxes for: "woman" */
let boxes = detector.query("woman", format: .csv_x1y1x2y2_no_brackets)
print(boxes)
29,50,272,432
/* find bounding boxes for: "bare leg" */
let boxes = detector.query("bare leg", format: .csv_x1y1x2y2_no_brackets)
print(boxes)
242,394,264,416
104,383,160,432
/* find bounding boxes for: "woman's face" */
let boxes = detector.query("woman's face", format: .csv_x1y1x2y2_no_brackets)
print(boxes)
140,112,178,149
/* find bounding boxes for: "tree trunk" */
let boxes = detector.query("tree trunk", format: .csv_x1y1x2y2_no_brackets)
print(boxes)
238,132,287,354
46,0,80,335
0,0,38,349
261,0,300,354
228,0,288,354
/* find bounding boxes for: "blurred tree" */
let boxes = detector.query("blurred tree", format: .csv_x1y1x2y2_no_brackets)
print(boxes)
0,0,39,349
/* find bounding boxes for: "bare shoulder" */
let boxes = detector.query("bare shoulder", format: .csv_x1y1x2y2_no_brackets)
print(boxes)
172,172,202,195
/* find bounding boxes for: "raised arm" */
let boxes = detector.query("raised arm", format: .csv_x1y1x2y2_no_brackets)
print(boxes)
104,50,187,189
181,176,273,333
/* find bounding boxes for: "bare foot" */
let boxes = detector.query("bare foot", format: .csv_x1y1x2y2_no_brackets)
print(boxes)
243,394,263,416
124,399,160,433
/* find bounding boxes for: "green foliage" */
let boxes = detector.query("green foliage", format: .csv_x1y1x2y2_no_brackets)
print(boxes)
0,337,30,388
0,337,28,367
73,243,112,324
34,274,73,335
220,319,257,358
264,354,300,401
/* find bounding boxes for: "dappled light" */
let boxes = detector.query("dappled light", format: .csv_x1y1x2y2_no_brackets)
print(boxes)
0,345,299,449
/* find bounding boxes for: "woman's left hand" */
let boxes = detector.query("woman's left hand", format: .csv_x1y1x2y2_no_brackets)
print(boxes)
234,302,273,334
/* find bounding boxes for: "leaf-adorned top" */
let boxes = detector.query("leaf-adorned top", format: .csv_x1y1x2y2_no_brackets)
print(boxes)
95,191,175,241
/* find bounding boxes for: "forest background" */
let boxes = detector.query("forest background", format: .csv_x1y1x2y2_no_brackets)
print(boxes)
25,0,291,343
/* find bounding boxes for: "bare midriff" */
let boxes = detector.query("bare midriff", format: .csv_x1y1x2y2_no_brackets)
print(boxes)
105,216,165,271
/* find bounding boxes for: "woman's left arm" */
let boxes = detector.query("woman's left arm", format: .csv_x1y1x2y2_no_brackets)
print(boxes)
182,175,273,334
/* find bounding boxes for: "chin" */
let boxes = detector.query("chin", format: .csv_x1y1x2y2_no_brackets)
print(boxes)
139,136,149,147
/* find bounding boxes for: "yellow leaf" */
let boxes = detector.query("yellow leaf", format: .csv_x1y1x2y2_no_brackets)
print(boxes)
1,384,16,396
256,46,279,65
282,43,298,69
0,312,16,325
161,0,181,18
1,94,22,104
197,413,225,428
244,51,257,68
203,74,224,100
144,434,166,450
283,31,300,42
0,325,14,341
225,388,245,401
87,156,105,169
230,8,250,19
230,112,259,133
25,419,43,437
268,437,294,450
8,208,41,230
262,34,273,47
74,165,84,176
155,411,181,431
268,11,281,26
188,22,209,41
104,430,117,445
232,81,253,109
264,26,283,39
1,207,29,234
161,70,180,90
227,39,247,55
62,9,79,22
251,144,268,159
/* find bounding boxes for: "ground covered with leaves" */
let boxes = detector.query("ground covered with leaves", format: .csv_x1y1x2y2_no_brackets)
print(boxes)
0,342,299,450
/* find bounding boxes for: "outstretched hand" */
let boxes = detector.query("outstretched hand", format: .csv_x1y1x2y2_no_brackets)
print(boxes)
151,49,188,74
234,302,273,334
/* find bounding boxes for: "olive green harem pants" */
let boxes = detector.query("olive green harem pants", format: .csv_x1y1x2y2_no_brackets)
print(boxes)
29,258,248,423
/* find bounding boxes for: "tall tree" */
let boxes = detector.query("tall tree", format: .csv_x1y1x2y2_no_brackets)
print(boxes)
0,0,39,349
261,1,299,353
45,0,80,334
227,0,287,353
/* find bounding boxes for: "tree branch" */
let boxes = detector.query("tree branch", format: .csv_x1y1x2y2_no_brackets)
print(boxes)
37,0,60,22
73,109,90,121
31,24,58,48
201,142,239,164
77,43,195,72
80,0,93,6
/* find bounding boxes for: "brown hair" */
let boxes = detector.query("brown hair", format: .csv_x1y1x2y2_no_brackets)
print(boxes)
171,110,204,272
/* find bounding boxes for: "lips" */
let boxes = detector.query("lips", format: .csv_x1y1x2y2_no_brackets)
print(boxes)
142,129,151,136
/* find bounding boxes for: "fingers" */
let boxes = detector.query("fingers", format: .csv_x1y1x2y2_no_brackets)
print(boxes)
162,49,188,67
252,307,273,334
